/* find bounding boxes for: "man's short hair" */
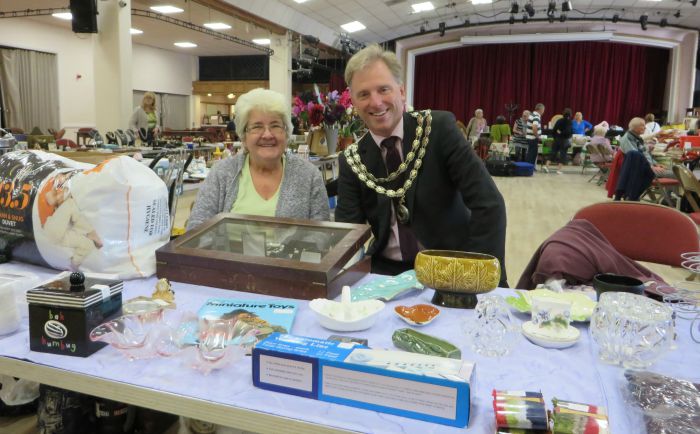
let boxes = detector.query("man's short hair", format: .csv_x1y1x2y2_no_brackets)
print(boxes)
345,44,402,88
535,103,545,112
629,117,645,130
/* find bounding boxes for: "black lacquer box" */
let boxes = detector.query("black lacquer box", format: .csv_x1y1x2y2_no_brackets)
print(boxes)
27,273,123,357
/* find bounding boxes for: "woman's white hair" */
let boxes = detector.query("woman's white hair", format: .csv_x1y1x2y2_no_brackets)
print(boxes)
234,88,293,142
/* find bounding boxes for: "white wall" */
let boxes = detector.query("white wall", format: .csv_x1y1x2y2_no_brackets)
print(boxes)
0,19,197,138
132,44,196,96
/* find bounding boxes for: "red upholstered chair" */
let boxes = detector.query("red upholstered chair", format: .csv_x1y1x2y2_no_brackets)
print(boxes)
573,201,699,267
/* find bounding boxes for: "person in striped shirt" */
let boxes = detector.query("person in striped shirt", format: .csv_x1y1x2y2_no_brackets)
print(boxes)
526,103,545,167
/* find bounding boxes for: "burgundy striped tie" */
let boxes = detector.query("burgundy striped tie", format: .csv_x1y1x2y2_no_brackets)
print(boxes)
380,137,420,263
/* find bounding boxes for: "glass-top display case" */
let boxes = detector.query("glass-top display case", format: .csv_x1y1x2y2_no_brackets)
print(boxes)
156,214,372,300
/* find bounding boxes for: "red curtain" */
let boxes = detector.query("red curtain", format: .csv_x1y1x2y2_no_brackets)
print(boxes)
413,41,669,127
329,72,347,93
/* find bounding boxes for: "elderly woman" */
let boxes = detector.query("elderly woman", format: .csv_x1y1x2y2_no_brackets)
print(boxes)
129,92,160,143
644,113,661,135
186,88,330,231
465,108,488,144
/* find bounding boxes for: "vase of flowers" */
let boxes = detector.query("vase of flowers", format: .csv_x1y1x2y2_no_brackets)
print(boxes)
293,87,361,155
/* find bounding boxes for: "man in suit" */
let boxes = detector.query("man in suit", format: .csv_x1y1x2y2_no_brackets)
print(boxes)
335,44,508,286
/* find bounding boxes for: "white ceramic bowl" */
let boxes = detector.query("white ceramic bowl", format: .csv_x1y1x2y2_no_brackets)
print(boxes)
308,298,385,332
521,321,580,349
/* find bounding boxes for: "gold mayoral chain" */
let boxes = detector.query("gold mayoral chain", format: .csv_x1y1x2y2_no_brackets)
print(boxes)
343,109,432,224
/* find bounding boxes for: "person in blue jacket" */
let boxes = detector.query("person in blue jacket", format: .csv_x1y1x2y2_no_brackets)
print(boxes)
572,112,593,135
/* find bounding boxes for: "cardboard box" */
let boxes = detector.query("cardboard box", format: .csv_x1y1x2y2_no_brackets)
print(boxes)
27,273,123,357
252,333,475,427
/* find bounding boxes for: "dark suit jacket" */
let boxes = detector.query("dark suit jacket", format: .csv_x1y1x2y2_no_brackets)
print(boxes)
336,111,508,286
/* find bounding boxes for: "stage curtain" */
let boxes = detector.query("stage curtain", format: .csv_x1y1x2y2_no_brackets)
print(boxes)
413,41,669,127
329,72,347,93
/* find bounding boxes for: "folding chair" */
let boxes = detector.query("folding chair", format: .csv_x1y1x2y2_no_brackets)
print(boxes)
673,164,700,225
642,177,680,208
585,144,609,184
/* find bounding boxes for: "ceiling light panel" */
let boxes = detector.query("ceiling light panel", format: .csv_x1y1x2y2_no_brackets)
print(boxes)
412,2,434,13
52,12,72,20
341,21,366,33
252,38,271,45
174,42,197,48
471,0,493,4
150,5,184,14
203,22,232,30
130,28,144,34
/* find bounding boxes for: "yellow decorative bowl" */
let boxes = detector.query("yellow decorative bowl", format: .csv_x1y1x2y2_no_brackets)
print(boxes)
414,250,501,308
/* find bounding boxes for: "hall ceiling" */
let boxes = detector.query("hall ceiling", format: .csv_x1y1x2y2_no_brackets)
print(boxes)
2,0,699,58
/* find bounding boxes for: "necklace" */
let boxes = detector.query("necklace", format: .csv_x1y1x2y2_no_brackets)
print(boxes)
343,110,432,224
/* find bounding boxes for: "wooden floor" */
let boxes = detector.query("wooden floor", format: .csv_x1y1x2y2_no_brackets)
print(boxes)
1,164,690,434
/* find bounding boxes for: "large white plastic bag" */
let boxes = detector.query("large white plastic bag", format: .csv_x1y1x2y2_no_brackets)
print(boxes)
0,150,169,279
32,155,170,278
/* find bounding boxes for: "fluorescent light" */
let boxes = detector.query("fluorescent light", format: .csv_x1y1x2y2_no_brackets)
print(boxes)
52,12,72,20
461,31,614,45
471,0,493,4
207,93,212,97
412,2,434,13
341,21,366,33
252,38,271,45
150,5,184,14
203,22,231,30
293,0,309,3
130,28,143,35
227,93,235,99
174,42,197,48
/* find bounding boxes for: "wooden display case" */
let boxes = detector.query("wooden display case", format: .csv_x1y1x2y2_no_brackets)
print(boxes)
156,214,372,300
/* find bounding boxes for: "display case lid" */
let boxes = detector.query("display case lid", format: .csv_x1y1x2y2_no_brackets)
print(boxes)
157,213,371,279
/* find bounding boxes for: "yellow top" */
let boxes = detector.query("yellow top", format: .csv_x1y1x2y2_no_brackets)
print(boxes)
231,154,283,217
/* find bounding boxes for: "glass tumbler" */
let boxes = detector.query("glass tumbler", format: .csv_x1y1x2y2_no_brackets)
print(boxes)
463,294,518,357
590,292,674,369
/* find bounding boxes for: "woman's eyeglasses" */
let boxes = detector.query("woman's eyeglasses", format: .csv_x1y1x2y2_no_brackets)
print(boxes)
245,123,286,136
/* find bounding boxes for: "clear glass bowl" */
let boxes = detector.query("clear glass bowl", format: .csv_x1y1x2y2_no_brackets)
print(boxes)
462,294,518,357
590,292,674,369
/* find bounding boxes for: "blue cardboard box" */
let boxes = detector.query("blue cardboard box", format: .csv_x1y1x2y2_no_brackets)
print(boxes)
252,333,475,427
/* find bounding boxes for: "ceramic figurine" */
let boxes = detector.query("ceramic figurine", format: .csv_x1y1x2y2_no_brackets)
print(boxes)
152,278,175,303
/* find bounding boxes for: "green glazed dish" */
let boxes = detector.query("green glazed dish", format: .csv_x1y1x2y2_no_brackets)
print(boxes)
391,328,461,359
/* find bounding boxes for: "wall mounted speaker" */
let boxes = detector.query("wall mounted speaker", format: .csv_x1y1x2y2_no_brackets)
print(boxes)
70,0,98,33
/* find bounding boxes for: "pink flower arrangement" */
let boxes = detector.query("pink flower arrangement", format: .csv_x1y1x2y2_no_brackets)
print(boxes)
293,88,354,129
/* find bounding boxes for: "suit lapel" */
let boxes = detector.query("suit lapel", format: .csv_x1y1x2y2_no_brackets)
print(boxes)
358,133,386,178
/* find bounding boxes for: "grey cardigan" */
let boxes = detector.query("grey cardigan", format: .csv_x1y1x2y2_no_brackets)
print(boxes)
186,152,330,230
129,107,160,132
